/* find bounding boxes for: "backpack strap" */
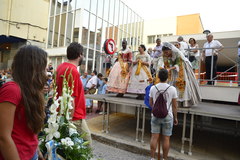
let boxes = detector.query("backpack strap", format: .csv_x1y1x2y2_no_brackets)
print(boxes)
163,85,171,93
155,85,171,93
154,85,159,92
165,85,172,112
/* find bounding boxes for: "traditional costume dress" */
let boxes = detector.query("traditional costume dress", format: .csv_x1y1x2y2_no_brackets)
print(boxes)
127,52,152,94
160,42,201,107
107,48,132,93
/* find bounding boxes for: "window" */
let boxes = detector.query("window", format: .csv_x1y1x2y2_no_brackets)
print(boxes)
47,0,144,73
148,35,155,44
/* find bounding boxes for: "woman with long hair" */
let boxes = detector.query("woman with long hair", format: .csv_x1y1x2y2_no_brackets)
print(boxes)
0,45,47,160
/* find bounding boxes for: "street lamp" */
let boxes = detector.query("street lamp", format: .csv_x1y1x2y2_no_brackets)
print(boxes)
203,30,211,36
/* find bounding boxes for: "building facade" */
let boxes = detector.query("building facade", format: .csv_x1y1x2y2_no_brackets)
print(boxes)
46,0,144,74
144,13,204,47
0,0,49,69
159,30,240,71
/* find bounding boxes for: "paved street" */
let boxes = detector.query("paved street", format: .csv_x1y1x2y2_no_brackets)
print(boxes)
92,140,149,160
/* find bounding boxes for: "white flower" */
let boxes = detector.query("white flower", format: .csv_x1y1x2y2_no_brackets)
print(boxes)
69,128,78,136
47,114,57,123
61,138,67,145
61,137,74,147
65,137,71,141
66,110,71,120
50,100,59,114
44,123,60,141
67,140,74,146
60,95,67,114
67,101,73,110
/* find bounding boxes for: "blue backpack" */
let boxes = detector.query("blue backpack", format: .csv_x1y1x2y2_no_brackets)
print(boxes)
144,84,153,110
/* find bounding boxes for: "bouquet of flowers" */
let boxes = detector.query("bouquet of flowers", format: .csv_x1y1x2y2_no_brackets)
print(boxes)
39,71,92,160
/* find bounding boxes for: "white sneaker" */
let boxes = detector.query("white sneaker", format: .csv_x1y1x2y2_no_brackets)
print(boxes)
150,158,155,160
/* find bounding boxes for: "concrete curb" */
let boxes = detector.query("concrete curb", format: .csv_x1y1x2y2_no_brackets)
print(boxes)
91,132,178,160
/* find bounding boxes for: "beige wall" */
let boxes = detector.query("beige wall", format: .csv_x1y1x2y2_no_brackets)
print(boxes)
0,0,9,34
143,16,177,47
0,0,49,43
143,14,204,48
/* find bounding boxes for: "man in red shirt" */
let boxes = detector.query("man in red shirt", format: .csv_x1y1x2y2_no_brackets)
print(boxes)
56,42,92,145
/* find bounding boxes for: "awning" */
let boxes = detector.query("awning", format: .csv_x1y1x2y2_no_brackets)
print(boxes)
0,35,26,45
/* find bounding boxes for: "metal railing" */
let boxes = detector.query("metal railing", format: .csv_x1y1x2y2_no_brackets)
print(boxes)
186,46,239,87
100,46,239,87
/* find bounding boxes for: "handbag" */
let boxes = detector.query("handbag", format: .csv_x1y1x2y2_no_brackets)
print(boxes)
189,56,196,62
88,88,96,94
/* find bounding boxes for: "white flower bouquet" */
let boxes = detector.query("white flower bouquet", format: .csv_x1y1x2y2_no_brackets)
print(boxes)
39,70,92,160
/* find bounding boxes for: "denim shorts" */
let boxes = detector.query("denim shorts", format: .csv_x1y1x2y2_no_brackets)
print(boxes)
151,114,173,136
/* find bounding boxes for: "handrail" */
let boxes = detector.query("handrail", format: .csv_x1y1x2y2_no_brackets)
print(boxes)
185,46,239,50
103,46,239,87
185,46,239,87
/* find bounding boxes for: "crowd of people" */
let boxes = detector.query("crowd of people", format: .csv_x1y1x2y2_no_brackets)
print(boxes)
81,71,108,114
107,38,203,107
0,43,93,160
0,32,231,160
105,36,204,160
0,70,12,86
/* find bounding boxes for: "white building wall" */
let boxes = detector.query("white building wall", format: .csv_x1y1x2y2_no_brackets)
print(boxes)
47,0,144,74
143,16,177,48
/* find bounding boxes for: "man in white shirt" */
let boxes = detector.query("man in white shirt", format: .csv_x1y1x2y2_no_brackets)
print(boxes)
149,69,178,160
148,47,154,59
238,41,240,86
85,70,98,113
202,33,223,85
86,70,98,93
177,36,189,57
152,38,163,72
